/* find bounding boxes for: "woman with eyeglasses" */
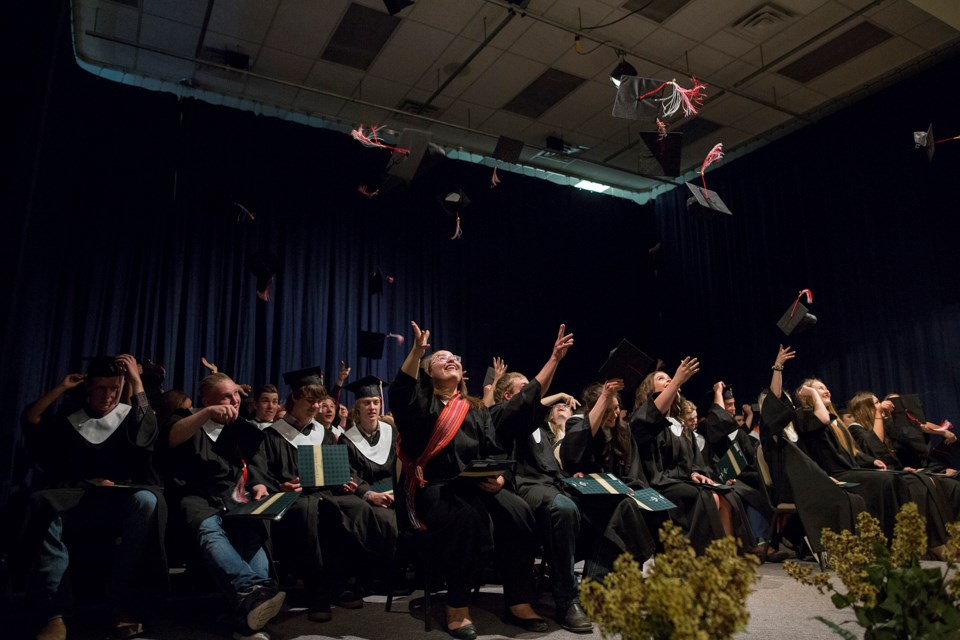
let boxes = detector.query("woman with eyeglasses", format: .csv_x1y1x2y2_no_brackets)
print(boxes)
389,322,572,639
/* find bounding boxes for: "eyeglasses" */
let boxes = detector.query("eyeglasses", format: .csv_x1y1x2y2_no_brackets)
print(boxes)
434,353,462,364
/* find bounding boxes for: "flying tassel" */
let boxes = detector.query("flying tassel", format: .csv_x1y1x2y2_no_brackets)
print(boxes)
451,213,463,240
357,185,379,198
385,332,406,346
234,202,255,222
699,143,724,192
490,166,501,188
201,357,219,374
637,77,708,120
351,124,410,155
790,289,814,318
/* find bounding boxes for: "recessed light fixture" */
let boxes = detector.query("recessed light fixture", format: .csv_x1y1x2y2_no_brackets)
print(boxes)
574,180,610,193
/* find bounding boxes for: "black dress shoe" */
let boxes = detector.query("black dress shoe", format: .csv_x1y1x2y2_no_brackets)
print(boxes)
504,611,549,632
559,603,593,633
446,623,478,640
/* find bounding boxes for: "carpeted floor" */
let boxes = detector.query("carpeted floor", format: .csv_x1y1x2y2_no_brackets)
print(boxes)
3,559,876,639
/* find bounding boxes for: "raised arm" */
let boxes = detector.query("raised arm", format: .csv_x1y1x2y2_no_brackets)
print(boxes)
400,321,430,380
24,373,86,425
588,379,623,437
532,324,574,396
168,404,238,448
481,357,507,408
654,357,700,416
769,345,795,399
797,384,830,425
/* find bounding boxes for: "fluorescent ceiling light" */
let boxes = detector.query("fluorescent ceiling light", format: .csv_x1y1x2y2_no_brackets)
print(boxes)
574,180,610,193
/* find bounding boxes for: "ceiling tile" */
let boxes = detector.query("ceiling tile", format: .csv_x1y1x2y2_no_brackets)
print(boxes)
705,29,757,58
244,78,300,105
902,17,960,49
84,1,139,39
709,58,760,86
538,80,610,129
366,21,457,85
739,72,803,105
354,74,413,109
140,14,201,57
869,0,934,35
208,0,280,44
577,108,631,140
476,110,535,138
135,51,196,80
304,60,365,96
193,68,248,95
458,52,549,109
142,0,209,27
551,44,622,80
438,100,497,131
634,27,699,69
759,2,855,62
201,30,261,61
661,0,755,40
413,43,505,99
508,21,572,65
674,44,736,76
406,0,483,36
291,91,347,118
778,85,830,112
251,47,314,84
698,93,763,126
263,0,347,59
731,106,791,134
807,36,926,95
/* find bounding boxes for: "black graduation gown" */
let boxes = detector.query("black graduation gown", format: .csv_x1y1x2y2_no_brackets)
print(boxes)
759,392,867,553
389,370,537,608
701,404,773,522
629,401,753,553
559,415,662,557
795,410,911,539
848,422,960,547
20,400,168,605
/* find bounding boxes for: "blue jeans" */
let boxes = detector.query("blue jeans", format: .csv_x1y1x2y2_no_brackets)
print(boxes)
28,489,159,623
196,514,273,603
542,493,581,610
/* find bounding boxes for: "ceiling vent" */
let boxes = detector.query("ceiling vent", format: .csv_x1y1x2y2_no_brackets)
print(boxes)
622,0,693,24
397,99,442,118
503,69,585,119
778,21,893,83
731,4,794,42
532,141,588,165
322,3,401,71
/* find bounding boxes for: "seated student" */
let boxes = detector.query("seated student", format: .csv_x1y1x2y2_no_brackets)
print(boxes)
630,359,756,553
390,322,550,639
846,391,960,553
882,393,957,470
339,376,399,589
163,372,285,640
250,385,281,430
21,355,165,640
316,396,343,440
547,399,573,463
698,382,775,554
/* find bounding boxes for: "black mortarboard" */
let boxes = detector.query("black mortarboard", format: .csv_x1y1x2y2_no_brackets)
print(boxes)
85,356,120,378
777,296,817,336
638,131,683,177
345,374,389,399
358,331,387,360
686,183,731,219
890,393,925,425
612,76,668,128
282,366,324,390
483,366,496,387
598,339,655,392
437,189,471,215
386,129,445,185
247,250,280,301
914,123,935,162
493,135,524,164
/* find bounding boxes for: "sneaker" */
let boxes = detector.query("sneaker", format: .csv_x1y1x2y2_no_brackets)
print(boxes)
246,590,286,631
336,589,364,609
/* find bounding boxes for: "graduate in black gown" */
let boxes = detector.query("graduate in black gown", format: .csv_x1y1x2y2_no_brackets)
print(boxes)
20,355,165,640
698,382,775,547
250,384,281,430
163,372,285,640
390,321,552,639
846,391,960,551
340,375,399,575
757,345,868,555
630,358,755,553
793,378,912,540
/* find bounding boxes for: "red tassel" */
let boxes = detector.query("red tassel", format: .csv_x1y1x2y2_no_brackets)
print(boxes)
699,143,724,192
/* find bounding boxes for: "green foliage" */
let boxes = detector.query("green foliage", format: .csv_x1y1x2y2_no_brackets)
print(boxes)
580,521,759,640
784,503,960,639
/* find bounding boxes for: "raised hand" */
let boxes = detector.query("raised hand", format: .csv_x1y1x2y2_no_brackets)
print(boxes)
552,323,574,361
61,373,86,389
208,404,239,424
115,354,142,386
237,383,252,397
602,379,625,396
492,357,507,382
673,357,700,385
774,345,796,369
411,321,431,351
338,361,351,385
797,385,817,399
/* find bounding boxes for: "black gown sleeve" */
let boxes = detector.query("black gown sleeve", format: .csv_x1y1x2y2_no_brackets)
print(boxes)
558,415,604,475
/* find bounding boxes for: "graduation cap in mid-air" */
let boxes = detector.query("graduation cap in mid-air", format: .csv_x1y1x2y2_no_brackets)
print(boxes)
358,330,404,359
385,129,446,185
914,123,936,162
437,190,471,239
612,76,707,129
598,339,655,393
685,183,732,219
777,289,817,336
493,135,524,164
368,268,395,295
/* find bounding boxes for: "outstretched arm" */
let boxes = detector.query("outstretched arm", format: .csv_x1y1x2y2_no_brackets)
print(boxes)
654,357,700,416
25,373,86,425
400,321,431,380
588,379,623,437
532,324,574,397
769,345,795,399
